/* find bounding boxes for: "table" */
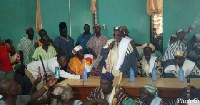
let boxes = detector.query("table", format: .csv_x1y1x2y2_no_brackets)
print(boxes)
58,76,200,102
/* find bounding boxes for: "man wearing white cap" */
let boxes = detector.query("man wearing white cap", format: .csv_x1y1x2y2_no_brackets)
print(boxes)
17,26,38,65
164,50,200,77
68,45,94,75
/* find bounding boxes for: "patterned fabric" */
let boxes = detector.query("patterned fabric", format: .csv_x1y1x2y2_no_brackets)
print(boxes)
90,67,101,76
144,83,158,97
75,33,93,54
162,40,188,61
103,38,137,77
85,87,129,105
101,72,114,82
138,56,163,77
17,36,38,65
135,98,166,105
86,35,108,55
141,43,155,51
50,83,73,105
68,57,85,75
32,46,56,61
164,59,200,77
139,50,163,61
122,98,138,105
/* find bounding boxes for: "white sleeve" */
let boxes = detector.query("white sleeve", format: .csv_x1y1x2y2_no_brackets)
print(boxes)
47,58,80,79
27,61,41,79
60,70,80,79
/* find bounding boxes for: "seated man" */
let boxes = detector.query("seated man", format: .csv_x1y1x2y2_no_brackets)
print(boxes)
34,29,53,48
162,28,191,62
32,35,56,61
0,77,57,105
138,43,163,77
123,83,165,105
68,45,85,75
84,72,129,105
68,45,95,76
49,83,82,105
26,53,80,89
164,50,200,77
101,26,137,77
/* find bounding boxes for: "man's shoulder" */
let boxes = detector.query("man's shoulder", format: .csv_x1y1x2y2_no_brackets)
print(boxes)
49,45,56,50
20,36,28,41
54,36,61,40
77,34,84,40
67,35,74,41
35,46,43,50
101,35,108,39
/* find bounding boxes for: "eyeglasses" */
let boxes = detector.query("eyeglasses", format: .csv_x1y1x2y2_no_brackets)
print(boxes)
174,56,184,60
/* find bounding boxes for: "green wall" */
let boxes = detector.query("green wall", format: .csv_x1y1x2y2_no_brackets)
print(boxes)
40,0,93,41
97,0,150,44
0,0,150,48
0,1,36,48
163,0,200,51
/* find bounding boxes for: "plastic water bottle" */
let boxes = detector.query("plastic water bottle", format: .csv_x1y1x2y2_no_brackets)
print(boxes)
152,67,157,82
130,67,135,82
178,68,184,82
83,68,87,82
55,67,60,79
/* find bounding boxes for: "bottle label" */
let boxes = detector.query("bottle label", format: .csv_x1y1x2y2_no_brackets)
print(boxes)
55,67,60,79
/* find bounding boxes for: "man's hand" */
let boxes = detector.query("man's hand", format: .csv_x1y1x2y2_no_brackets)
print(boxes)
33,76,42,85
96,98,109,105
108,41,115,52
109,41,115,49
46,77,57,87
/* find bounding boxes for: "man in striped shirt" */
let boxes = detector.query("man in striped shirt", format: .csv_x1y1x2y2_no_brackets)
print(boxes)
162,28,192,68
32,35,56,61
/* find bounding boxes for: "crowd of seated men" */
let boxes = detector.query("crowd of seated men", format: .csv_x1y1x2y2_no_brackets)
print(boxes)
0,22,200,104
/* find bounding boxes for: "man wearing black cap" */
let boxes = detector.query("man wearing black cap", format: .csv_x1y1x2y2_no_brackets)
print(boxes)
84,72,129,105
53,22,74,61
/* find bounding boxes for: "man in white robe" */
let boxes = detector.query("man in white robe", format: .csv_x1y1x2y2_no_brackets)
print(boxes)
164,50,200,77
101,26,137,77
138,43,163,77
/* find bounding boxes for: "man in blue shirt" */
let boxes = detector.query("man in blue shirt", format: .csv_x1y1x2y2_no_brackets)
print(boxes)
75,24,93,54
